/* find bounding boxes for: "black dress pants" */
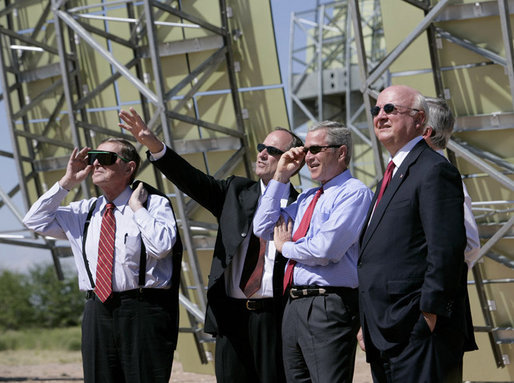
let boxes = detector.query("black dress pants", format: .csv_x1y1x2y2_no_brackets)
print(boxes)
81,290,176,383
214,298,285,383
369,313,465,383
282,288,360,383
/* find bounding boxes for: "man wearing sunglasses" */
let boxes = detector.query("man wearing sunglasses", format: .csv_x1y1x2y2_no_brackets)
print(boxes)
23,138,180,383
119,107,303,383
357,85,474,382
253,121,373,382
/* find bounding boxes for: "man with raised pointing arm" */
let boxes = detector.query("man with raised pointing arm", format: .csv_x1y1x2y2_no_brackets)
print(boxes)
119,107,303,383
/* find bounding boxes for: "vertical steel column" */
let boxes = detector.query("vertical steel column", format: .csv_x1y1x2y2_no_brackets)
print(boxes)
52,0,90,199
497,0,514,108
0,34,32,211
142,0,208,313
219,0,252,178
317,5,325,121
348,0,384,176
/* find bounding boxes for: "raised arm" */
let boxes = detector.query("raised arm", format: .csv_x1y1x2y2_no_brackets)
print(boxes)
119,107,165,154
59,147,93,190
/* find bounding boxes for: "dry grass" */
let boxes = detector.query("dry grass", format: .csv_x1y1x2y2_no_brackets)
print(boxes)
0,348,372,382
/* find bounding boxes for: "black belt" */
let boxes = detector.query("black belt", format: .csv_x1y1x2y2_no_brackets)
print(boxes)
228,298,274,312
289,285,357,299
86,288,171,301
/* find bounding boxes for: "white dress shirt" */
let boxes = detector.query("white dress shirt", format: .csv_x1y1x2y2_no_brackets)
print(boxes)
23,182,177,291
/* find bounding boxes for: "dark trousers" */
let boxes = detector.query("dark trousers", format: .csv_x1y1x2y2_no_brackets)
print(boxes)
282,288,360,383
369,314,465,383
81,290,176,383
214,298,285,383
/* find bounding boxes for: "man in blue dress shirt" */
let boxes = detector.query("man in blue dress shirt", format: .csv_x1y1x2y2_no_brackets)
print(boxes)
253,121,373,382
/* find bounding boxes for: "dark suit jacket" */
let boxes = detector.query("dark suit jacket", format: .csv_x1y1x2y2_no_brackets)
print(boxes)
150,147,298,335
358,139,476,359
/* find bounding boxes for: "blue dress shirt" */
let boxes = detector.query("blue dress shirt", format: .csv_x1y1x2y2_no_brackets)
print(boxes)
253,169,372,288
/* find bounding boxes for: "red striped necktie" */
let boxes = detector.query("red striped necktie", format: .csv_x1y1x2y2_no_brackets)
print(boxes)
375,161,395,206
283,187,323,294
95,203,116,302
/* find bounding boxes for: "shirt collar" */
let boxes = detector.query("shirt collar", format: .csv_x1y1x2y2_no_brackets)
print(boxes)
322,168,352,192
100,186,133,213
390,136,423,169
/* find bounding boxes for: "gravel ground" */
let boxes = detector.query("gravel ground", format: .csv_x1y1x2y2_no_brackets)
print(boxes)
0,349,372,382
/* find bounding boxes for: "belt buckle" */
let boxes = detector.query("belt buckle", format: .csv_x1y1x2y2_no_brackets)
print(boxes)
246,300,257,311
289,288,299,299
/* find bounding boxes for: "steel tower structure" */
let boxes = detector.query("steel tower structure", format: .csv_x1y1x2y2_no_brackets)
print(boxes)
0,0,288,368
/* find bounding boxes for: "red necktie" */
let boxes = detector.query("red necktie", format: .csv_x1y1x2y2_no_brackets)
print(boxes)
375,161,395,206
239,233,267,297
283,187,324,294
95,203,116,302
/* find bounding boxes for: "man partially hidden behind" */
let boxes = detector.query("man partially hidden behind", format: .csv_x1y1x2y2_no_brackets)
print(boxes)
23,138,180,383
253,121,373,382
119,107,303,382
358,85,477,382
422,97,481,269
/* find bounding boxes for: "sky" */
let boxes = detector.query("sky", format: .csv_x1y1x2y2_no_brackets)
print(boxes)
0,1,326,274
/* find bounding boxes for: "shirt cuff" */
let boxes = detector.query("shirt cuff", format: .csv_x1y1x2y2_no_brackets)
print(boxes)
149,143,167,161
265,179,288,198
56,182,71,194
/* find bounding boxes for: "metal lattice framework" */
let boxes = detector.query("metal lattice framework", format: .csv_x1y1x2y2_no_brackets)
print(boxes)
289,0,514,378
0,0,288,365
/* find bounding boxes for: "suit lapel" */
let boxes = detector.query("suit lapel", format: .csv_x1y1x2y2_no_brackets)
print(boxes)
238,181,261,231
360,140,428,252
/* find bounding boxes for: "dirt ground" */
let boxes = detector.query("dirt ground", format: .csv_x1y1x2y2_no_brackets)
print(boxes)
0,348,372,382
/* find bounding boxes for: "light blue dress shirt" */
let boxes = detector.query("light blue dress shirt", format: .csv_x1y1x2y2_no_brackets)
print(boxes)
253,169,373,288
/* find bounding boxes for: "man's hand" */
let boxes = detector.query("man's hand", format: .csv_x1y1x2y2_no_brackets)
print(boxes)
59,147,92,191
422,311,437,332
119,107,164,153
129,182,148,212
273,147,306,183
273,216,293,253
357,327,366,352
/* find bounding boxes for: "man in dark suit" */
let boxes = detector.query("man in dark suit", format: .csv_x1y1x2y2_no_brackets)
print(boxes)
357,85,476,382
119,108,302,382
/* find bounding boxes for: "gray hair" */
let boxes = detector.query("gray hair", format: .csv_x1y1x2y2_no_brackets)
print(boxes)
413,91,429,129
425,97,454,149
309,121,353,165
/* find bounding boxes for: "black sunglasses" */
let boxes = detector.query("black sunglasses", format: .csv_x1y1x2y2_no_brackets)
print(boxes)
303,145,340,154
371,103,420,117
257,143,285,156
87,150,130,166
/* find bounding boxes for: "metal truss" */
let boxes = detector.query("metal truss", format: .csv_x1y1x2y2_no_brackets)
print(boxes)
290,0,514,373
0,0,264,363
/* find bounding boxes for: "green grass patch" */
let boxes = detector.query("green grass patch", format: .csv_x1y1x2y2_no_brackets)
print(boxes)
0,327,81,351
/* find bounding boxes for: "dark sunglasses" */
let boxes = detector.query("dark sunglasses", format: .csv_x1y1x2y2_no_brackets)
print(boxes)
371,103,420,117
257,143,285,156
87,150,130,166
303,145,340,154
